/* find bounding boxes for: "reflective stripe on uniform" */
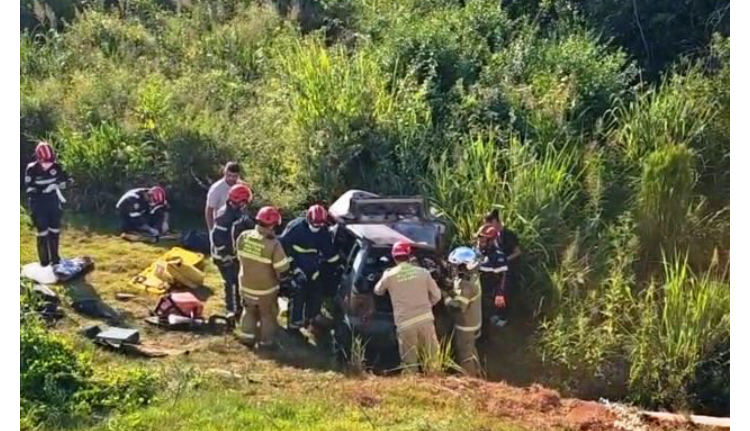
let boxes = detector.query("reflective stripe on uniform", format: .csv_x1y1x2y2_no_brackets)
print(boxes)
48,228,60,234
455,322,482,332
36,230,49,237
238,251,271,264
236,331,255,341
312,271,320,280
452,296,470,305
292,245,318,254
212,254,234,263
34,178,57,185
479,265,508,273
241,285,279,296
213,225,228,231
129,211,144,218
26,187,36,193
273,257,291,269
399,312,433,330
327,254,340,263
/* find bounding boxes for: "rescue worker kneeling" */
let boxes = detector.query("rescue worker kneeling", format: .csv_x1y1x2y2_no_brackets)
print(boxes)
116,186,169,237
235,206,292,349
445,246,483,377
279,204,341,333
210,184,254,316
374,241,442,371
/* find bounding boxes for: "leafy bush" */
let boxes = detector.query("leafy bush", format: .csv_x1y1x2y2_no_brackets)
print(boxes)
21,282,158,428
248,35,432,207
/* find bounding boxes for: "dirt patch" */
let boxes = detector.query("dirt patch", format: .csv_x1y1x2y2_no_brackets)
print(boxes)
527,384,562,411
566,400,616,430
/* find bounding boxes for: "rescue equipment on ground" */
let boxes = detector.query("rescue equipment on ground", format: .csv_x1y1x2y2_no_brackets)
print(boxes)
129,247,205,294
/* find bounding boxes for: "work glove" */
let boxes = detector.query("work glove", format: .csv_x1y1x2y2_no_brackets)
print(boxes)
292,268,307,286
494,295,506,308
280,279,297,298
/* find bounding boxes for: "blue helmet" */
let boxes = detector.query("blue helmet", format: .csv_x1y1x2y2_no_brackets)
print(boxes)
448,246,480,270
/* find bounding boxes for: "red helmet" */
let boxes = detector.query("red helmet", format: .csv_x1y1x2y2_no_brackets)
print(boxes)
35,141,55,163
149,186,167,205
392,240,413,259
256,206,282,227
228,184,253,205
476,224,499,240
306,204,328,227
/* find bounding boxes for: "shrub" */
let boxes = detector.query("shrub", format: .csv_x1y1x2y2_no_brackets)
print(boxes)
637,144,695,266
58,123,157,209
464,23,635,140
21,281,158,428
628,257,730,409
248,35,432,207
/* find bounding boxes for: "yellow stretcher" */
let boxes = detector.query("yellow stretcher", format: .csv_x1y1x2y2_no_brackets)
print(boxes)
129,247,206,294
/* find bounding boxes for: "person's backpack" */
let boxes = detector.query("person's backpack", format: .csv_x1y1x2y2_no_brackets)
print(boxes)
181,230,210,254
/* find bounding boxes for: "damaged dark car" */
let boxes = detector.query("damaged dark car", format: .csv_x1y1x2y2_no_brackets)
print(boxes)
328,190,452,370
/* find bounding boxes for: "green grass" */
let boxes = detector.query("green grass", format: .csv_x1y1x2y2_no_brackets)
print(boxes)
21,216,538,431
79,385,531,431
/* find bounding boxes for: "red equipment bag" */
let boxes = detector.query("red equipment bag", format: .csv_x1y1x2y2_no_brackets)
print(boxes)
154,291,204,320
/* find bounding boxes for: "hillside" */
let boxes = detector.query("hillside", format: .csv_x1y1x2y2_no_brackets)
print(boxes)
20,218,722,431
20,0,730,428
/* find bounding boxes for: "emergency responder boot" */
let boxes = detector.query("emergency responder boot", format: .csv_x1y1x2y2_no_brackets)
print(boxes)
36,234,50,267
48,231,61,265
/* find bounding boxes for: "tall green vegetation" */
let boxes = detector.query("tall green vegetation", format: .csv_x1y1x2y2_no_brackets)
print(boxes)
20,0,729,414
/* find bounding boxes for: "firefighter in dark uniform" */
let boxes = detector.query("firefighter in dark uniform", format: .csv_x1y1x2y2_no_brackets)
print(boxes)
445,246,483,377
476,224,510,328
279,204,341,332
24,142,69,267
116,186,169,236
210,184,254,316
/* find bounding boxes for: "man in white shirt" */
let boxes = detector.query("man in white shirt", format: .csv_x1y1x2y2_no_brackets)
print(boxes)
205,162,242,230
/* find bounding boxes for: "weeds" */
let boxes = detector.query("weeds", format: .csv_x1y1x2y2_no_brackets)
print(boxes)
420,336,461,376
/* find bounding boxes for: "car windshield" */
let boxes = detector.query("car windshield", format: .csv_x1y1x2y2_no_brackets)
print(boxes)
390,222,439,248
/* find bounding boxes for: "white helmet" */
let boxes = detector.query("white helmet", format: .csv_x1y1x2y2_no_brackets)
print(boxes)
448,246,480,271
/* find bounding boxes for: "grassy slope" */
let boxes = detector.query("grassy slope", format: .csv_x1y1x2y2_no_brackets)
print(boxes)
21,216,534,431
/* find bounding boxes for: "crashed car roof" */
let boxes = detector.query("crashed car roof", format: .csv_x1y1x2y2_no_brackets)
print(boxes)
332,189,444,249
345,224,413,247
329,189,427,222
329,189,382,220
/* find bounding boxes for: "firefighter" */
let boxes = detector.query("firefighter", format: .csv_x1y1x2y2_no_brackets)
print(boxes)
116,186,169,237
476,224,510,328
374,241,442,371
445,246,483,377
279,204,341,332
24,141,69,267
235,206,293,349
210,184,254,316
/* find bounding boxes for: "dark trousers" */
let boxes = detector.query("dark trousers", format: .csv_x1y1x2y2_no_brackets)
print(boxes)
29,198,62,266
289,277,322,329
216,261,240,314
119,211,165,235
481,275,512,324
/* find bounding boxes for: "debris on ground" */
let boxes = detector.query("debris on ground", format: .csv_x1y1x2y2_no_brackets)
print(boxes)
115,292,136,301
